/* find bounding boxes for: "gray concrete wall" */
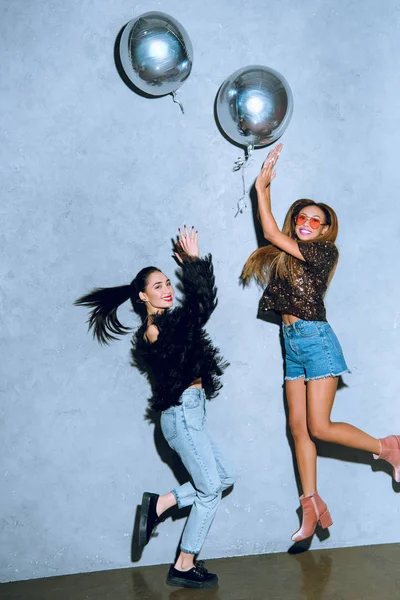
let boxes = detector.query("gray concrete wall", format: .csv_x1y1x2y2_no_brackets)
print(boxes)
1,0,400,583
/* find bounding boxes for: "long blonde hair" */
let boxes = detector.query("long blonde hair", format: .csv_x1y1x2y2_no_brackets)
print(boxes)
241,199,339,287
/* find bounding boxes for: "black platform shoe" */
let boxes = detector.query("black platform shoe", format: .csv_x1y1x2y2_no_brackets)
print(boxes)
139,492,160,547
166,562,218,589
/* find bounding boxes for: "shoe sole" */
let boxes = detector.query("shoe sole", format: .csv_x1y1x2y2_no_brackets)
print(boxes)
138,492,152,548
166,576,218,589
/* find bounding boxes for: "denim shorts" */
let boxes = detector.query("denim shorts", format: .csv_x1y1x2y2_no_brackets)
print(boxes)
282,320,349,382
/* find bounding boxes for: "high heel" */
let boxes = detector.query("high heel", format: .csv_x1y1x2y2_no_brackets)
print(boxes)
373,435,400,482
318,509,333,529
291,491,332,542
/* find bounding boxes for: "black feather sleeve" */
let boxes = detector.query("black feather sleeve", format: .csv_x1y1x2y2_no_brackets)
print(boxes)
178,254,217,326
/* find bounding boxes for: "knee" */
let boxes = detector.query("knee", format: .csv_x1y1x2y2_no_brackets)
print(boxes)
197,488,221,508
289,419,311,442
221,471,236,490
308,420,331,441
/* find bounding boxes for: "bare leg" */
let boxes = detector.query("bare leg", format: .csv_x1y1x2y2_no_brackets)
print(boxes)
307,377,380,454
174,551,195,571
154,494,195,569
156,492,177,517
286,378,317,496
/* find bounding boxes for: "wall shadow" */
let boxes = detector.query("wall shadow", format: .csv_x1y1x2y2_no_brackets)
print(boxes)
131,411,192,563
114,25,167,100
213,86,248,152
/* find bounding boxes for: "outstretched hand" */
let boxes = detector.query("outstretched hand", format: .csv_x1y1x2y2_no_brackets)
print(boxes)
174,225,199,263
255,143,283,192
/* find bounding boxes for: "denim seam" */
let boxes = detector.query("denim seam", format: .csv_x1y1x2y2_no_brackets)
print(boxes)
181,425,220,553
171,488,182,509
180,546,197,554
192,495,220,554
214,452,229,483
320,327,337,374
175,483,197,509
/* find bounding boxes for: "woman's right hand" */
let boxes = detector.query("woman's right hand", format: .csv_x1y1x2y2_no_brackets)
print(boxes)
255,143,282,192
174,226,199,262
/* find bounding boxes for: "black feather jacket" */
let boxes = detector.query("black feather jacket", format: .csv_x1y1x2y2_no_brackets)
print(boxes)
131,255,229,412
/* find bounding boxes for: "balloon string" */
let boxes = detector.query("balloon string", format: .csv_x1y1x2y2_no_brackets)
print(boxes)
171,91,185,114
233,145,254,217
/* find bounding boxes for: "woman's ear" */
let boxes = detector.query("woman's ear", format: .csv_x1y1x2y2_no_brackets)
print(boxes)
138,291,148,303
321,225,330,235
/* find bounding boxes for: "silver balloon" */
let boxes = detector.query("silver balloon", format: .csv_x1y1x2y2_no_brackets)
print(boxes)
119,12,193,97
216,65,293,148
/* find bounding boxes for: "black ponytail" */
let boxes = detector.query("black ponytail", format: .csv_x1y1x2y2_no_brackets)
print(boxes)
75,266,160,344
74,285,133,344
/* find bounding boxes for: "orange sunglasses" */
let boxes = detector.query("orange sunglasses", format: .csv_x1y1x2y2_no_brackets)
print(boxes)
295,214,326,229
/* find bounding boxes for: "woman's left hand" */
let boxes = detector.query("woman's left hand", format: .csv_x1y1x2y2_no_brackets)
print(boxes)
174,226,199,262
255,143,283,192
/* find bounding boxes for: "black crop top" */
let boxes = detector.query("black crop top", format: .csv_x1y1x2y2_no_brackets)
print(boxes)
131,255,228,412
260,241,338,322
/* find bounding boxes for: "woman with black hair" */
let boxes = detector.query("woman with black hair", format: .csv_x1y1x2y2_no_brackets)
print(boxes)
75,227,235,589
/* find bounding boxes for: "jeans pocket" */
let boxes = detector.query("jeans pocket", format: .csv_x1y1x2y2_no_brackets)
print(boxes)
161,409,178,442
183,399,205,431
183,394,200,409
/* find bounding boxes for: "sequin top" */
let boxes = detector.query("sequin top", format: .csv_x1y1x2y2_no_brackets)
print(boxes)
260,241,338,322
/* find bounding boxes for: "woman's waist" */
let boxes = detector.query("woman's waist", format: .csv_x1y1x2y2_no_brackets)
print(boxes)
282,318,331,338
188,377,202,389
282,314,300,325
281,313,328,325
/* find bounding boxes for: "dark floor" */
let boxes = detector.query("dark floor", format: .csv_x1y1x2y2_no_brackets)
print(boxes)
2,543,400,600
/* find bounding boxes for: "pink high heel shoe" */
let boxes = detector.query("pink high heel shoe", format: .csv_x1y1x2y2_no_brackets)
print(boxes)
373,435,400,482
291,491,333,542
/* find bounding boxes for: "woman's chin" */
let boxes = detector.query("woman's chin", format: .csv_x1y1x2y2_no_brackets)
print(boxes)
297,231,315,241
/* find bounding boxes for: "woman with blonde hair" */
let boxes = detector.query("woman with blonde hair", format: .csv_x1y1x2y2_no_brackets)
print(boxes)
242,143,400,542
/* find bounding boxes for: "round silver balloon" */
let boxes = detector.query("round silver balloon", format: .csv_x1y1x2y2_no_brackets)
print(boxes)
119,12,193,96
216,65,293,148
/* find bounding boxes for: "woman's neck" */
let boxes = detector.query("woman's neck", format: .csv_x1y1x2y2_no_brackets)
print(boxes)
146,308,165,320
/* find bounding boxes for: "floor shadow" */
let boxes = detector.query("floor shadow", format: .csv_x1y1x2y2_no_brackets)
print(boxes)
293,550,333,600
168,588,222,600
130,568,164,599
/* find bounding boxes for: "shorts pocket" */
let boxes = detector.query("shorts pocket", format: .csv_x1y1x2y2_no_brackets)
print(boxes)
296,321,320,338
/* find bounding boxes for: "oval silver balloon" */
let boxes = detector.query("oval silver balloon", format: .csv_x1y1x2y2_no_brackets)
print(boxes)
119,12,193,96
216,65,293,148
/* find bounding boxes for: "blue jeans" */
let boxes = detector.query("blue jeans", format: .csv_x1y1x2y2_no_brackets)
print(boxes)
160,388,236,555
282,319,350,381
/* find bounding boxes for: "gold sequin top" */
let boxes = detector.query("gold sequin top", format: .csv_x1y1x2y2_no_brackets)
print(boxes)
260,241,338,322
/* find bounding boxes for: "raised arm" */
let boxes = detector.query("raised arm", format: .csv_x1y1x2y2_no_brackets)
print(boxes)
256,144,305,262
174,226,217,325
